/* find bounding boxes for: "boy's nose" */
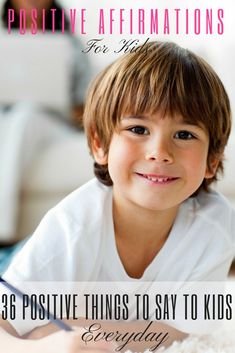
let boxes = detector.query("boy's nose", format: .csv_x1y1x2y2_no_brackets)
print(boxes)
145,141,173,164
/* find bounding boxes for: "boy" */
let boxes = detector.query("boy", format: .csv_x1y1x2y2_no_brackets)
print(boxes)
0,41,234,352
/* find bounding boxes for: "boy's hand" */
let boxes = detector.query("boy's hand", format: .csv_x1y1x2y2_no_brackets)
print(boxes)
33,327,117,353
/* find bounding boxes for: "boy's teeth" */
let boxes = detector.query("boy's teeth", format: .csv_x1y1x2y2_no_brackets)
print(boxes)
146,176,169,182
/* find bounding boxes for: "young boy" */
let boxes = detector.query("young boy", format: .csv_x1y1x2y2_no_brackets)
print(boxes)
0,41,234,352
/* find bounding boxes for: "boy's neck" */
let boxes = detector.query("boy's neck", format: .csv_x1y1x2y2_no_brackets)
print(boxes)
112,194,179,278
113,195,179,244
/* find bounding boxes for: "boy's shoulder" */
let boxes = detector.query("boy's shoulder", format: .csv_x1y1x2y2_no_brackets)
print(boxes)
2,179,112,282
51,178,112,224
187,189,235,242
193,188,234,215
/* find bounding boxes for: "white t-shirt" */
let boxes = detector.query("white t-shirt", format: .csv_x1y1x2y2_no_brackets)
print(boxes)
2,178,235,335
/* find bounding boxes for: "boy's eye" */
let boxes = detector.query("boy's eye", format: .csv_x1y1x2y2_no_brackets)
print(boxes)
128,126,149,135
175,131,195,140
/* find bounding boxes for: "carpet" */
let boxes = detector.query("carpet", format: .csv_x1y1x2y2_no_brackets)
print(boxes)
159,325,235,353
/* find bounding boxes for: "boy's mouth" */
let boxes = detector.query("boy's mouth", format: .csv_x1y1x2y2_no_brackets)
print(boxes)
136,173,179,184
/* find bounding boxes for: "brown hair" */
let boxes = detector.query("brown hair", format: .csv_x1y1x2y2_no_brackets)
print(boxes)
83,41,231,193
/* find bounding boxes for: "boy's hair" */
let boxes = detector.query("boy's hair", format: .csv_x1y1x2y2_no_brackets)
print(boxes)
83,41,231,193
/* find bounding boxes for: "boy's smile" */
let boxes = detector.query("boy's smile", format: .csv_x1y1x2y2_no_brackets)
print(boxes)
135,172,179,184
93,112,219,214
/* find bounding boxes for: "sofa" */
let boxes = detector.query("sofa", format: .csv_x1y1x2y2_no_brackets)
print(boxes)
17,128,94,240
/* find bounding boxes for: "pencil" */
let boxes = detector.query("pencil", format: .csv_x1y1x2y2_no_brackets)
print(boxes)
0,277,73,332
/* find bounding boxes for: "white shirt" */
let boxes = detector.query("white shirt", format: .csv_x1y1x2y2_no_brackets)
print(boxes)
2,178,235,335
4,178,235,282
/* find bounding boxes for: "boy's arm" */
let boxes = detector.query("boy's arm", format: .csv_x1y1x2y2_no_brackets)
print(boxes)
0,315,19,337
0,316,32,353
0,316,116,353
28,318,187,352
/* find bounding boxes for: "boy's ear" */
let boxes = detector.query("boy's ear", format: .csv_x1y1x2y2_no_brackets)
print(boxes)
204,155,221,179
91,132,108,165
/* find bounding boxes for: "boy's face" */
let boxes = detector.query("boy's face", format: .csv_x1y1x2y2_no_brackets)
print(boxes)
93,112,219,213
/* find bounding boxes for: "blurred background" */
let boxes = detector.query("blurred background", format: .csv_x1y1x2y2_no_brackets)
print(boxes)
0,0,234,245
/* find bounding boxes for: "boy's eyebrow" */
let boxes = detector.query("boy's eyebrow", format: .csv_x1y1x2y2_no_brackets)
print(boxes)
176,119,206,132
121,115,147,121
